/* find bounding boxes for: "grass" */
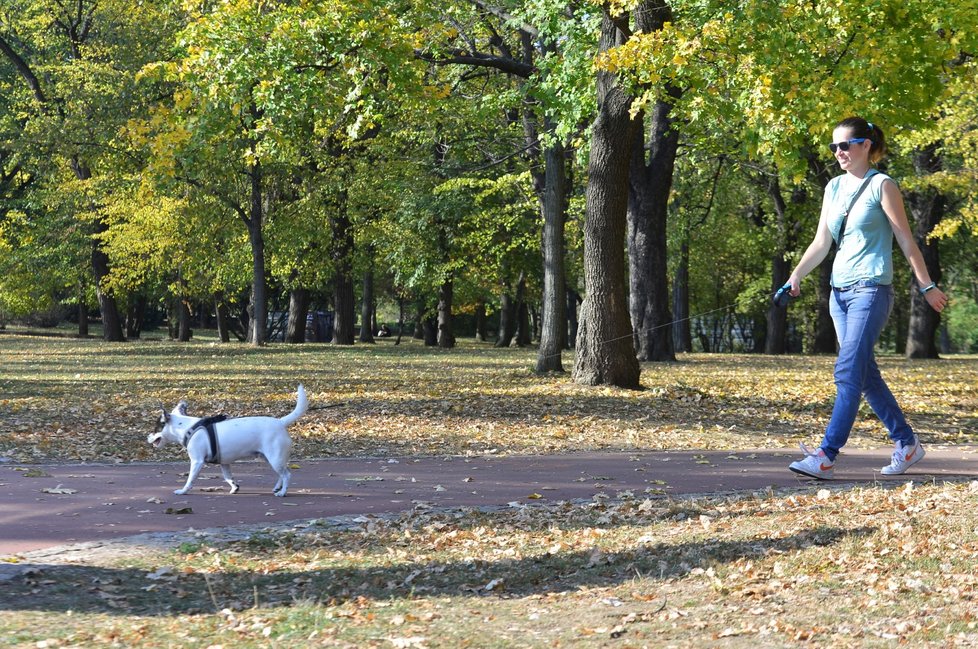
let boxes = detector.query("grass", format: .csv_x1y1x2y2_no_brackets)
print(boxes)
2,333,978,646
1,333,976,464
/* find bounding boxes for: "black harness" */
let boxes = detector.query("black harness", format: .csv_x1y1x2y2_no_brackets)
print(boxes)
181,415,229,464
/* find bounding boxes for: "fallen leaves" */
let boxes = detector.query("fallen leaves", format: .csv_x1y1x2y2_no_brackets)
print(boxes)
40,484,77,495
2,337,976,464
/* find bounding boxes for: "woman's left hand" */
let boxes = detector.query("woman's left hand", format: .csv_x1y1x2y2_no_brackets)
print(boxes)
924,287,948,313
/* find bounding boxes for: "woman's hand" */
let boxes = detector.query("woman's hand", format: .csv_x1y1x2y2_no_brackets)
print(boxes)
924,287,948,313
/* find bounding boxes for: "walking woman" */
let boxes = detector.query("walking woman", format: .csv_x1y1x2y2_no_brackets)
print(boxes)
785,117,948,479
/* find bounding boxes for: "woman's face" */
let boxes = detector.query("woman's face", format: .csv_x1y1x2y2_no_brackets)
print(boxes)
831,126,871,172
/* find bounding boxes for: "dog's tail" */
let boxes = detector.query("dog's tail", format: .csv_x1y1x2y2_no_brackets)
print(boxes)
280,384,308,426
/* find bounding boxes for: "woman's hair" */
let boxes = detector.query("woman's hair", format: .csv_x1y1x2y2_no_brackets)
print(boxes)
836,116,887,163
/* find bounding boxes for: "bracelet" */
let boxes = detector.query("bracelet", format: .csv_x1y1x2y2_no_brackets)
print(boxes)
919,282,937,295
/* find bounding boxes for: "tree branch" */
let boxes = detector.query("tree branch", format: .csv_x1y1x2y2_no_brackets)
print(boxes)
0,35,48,104
414,48,534,78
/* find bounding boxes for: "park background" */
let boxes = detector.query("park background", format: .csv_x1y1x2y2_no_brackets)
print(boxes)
2,0,977,381
3,1,978,647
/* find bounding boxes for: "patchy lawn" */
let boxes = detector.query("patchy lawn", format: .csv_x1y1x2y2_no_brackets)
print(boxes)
1,334,976,464
4,480,978,647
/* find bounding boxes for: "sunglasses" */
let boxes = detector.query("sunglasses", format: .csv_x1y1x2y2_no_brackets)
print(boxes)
828,137,869,153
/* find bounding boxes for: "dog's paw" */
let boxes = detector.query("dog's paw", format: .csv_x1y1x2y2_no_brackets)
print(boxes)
174,489,188,495
229,484,239,495
274,490,287,497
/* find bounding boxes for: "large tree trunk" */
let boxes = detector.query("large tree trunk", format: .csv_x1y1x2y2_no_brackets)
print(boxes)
905,145,944,359
536,137,568,372
77,284,89,338
331,190,356,345
437,276,456,348
628,91,679,362
359,269,375,343
285,288,310,344
572,11,641,388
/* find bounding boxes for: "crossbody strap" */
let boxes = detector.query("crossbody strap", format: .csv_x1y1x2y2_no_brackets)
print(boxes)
834,171,876,248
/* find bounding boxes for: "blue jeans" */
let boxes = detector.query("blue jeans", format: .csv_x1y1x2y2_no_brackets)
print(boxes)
820,282,914,460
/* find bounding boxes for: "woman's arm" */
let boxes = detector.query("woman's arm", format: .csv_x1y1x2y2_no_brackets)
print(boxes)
786,197,835,296
881,179,948,313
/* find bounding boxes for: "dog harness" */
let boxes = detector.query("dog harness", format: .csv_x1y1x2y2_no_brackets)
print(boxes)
182,415,229,464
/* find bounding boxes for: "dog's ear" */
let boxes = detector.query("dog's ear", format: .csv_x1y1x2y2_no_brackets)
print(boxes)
174,400,188,416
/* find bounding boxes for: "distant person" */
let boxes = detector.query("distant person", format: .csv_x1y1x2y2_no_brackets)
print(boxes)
377,324,391,337
783,117,948,480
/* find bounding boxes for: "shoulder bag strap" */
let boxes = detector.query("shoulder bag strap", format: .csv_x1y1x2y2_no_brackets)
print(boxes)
834,171,876,248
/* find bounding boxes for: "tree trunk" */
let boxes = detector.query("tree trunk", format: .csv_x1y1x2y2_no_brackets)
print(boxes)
765,180,790,355
77,288,89,338
359,268,375,343
215,295,231,343
807,156,837,354
514,273,531,347
177,299,193,342
332,190,356,345
572,12,641,388
285,288,310,344
91,219,125,342
566,287,580,349
437,276,456,348
628,91,679,362
672,239,692,353
536,136,568,371
495,289,516,348
246,158,268,347
423,313,438,346
474,300,488,342
905,145,944,359
126,293,146,339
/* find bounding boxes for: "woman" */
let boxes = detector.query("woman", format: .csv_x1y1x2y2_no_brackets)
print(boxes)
785,117,948,479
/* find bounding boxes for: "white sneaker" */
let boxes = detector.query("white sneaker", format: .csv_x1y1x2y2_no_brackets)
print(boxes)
788,443,834,480
880,437,925,475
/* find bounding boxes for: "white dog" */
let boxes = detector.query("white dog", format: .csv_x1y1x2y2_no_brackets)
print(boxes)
148,385,307,497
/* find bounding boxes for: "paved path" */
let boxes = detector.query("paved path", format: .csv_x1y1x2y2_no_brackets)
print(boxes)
2,447,976,557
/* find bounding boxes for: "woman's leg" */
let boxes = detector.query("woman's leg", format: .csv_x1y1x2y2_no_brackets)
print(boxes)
819,285,893,460
862,356,915,445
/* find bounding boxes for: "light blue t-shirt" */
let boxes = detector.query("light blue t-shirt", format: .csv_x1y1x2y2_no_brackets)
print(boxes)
824,169,895,288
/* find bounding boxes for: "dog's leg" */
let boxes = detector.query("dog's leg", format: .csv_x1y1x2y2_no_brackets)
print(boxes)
175,460,205,495
272,465,291,497
220,464,239,494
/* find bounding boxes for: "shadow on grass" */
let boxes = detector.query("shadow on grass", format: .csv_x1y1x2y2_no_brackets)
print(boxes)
1,524,873,616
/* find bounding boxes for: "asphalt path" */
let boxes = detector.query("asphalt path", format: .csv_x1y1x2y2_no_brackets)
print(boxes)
2,447,977,557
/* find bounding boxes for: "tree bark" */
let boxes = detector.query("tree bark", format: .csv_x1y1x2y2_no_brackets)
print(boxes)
474,299,488,342
285,288,310,344
246,156,268,346
765,179,790,355
905,145,944,359
536,136,568,372
332,189,356,345
672,239,692,352
514,272,531,346
807,154,837,354
437,275,456,348
359,269,376,343
495,288,516,348
215,295,231,343
628,91,679,362
177,299,193,342
572,11,641,388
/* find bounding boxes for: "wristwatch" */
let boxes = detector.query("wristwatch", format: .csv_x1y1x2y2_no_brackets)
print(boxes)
919,282,937,295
